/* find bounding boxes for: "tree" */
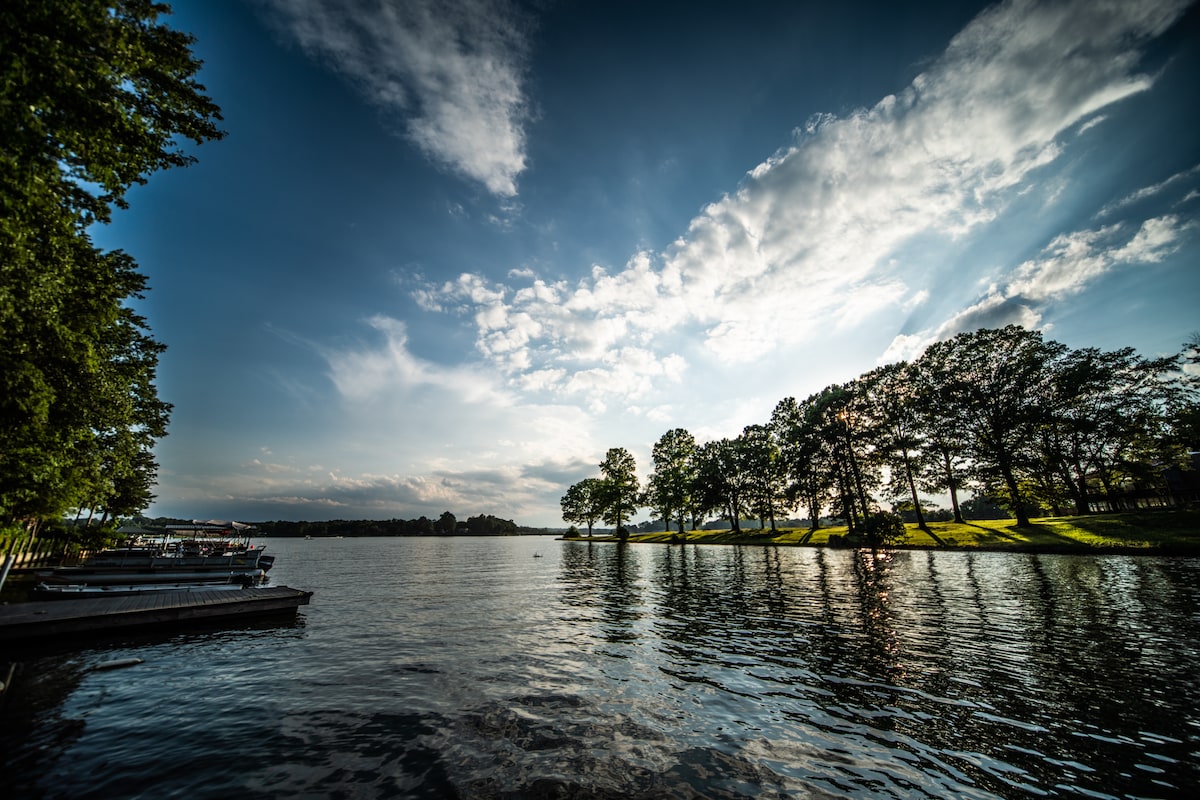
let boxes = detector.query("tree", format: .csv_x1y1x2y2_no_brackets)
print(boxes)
919,326,1063,526
465,514,518,535
1,1,224,529
560,478,605,536
648,428,698,534
1038,346,1181,514
598,448,639,536
772,395,835,531
436,511,457,534
859,362,932,531
739,424,789,530
1,0,226,226
804,384,878,532
693,438,752,534
909,350,970,523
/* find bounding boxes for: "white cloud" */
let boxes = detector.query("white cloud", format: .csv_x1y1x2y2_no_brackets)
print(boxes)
260,0,532,196
416,0,1190,399
885,213,1194,360
322,314,512,405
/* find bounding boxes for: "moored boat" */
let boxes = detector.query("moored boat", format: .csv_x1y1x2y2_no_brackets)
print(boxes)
36,569,265,587
30,580,253,600
38,521,273,584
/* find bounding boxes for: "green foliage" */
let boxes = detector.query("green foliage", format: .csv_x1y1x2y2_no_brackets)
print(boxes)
1,0,226,225
859,511,907,548
647,428,698,533
598,447,639,529
560,477,606,535
465,514,518,535
436,510,457,534
251,515,520,537
1,1,223,526
578,324,1193,537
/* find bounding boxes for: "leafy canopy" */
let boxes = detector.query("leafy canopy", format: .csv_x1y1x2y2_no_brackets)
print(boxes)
1,1,224,526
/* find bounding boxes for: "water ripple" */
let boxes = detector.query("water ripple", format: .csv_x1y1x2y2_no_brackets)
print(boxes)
3,539,1199,798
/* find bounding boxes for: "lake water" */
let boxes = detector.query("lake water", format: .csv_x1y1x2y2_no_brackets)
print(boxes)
2,536,1198,799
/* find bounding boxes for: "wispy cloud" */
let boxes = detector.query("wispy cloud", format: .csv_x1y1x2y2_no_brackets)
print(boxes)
321,314,511,404
259,0,532,196
1098,163,1200,217
412,0,1190,399
882,213,1194,361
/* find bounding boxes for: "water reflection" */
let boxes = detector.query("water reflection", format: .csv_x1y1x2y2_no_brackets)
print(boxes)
4,539,1198,799
561,540,646,644
555,545,1200,798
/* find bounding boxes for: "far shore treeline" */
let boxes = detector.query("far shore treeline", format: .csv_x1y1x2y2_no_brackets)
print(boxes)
236,514,533,538
563,325,1200,546
109,514,541,539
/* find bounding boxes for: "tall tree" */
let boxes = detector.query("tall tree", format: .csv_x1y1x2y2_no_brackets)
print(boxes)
1,0,226,226
693,438,753,534
1047,347,1182,512
648,428,698,534
1,0,223,528
739,424,789,530
920,326,1064,526
436,511,457,534
806,383,878,532
908,350,970,523
772,395,835,531
859,362,931,531
598,448,639,536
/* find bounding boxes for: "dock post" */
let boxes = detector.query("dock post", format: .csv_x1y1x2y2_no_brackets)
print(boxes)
0,533,19,592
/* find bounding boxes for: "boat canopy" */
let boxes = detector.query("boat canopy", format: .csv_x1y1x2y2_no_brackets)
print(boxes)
165,521,255,532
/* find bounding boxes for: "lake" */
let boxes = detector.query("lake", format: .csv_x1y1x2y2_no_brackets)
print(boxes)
2,536,1198,798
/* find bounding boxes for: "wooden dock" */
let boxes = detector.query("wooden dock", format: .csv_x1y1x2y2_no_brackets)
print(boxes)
0,586,313,643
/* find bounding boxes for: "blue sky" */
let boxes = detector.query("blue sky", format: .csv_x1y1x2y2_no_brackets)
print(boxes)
95,0,1200,526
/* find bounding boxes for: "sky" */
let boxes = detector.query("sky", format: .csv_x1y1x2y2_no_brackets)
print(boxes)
93,0,1200,527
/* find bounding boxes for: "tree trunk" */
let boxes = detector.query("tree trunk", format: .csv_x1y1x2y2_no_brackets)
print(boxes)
941,450,964,523
905,460,928,530
999,458,1031,526
1070,464,1091,515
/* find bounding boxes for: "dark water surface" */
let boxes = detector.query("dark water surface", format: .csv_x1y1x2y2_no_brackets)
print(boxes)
2,537,1199,798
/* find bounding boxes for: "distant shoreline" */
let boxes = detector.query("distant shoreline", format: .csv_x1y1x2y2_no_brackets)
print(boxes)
561,509,1200,555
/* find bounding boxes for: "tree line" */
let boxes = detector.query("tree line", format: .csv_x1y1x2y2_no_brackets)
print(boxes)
1,1,224,534
251,513,522,538
562,326,1200,542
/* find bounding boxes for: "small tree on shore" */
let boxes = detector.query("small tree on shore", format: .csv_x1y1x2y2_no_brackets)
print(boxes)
560,478,605,536
598,448,639,538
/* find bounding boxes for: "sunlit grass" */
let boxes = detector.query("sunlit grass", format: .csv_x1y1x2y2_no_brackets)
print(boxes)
593,509,1200,552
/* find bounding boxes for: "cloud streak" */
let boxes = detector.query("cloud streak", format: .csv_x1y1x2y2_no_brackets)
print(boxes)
409,0,1191,400
260,0,532,196
883,213,1194,361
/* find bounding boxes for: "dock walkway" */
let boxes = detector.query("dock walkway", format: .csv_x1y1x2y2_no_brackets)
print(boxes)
0,586,313,643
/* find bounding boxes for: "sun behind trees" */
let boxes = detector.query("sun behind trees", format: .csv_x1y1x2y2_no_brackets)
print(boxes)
562,325,1197,544
1,1,225,534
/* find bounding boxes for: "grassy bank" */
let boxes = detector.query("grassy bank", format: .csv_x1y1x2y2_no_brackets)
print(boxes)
568,509,1200,554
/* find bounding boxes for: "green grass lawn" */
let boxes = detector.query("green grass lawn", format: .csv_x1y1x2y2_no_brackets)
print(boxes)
576,509,1200,553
